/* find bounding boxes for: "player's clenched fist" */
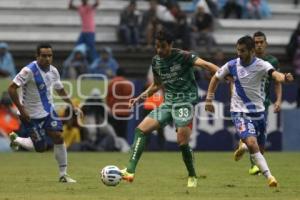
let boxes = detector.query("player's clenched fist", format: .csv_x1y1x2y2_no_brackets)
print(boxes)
284,73,294,82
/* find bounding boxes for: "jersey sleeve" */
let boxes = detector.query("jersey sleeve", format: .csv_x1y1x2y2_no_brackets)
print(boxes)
13,67,32,86
215,63,230,80
150,58,161,85
262,61,274,75
152,67,161,85
183,51,198,67
52,68,64,90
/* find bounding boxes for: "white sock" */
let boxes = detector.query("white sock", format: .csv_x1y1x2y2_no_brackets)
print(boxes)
250,152,272,179
54,144,67,177
15,137,34,150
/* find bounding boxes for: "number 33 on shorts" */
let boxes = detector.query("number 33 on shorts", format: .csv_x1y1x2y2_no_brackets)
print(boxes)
173,104,194,122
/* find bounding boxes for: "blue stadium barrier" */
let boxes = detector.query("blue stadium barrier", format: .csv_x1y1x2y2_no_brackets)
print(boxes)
282,109,300,151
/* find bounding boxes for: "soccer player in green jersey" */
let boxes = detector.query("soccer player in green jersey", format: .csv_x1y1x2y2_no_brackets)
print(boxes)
121,29,219,187
233,31,283,175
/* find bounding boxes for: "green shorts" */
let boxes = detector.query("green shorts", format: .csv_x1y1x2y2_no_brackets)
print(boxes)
148,102,194,128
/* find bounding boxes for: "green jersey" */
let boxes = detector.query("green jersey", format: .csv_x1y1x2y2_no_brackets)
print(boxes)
151,48,199,104
262,54,280,109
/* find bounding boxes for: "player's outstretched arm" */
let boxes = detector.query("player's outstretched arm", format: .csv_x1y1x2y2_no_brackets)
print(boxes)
193,58,219,75
8,82,30,122
205,75,220,113
270,70,294,83
55,88,73,106
55,88,82,117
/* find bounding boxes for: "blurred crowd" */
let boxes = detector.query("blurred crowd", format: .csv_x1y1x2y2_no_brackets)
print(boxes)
0,0,299,152
117,0,273,51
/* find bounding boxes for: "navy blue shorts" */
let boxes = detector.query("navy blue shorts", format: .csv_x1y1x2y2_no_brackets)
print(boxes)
22,112,63,132
231,112,266,146
21,112,62,150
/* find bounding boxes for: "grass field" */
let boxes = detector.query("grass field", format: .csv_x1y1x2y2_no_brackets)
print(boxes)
0,152,299,200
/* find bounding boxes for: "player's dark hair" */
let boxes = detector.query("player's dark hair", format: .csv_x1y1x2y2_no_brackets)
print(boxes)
253,31,267,41
155,29,174,44
237,36,255,50
36,43,52,55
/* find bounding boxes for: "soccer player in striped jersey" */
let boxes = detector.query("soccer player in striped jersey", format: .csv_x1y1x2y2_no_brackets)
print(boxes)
205,35,293,187
8,43,77,183
233,31,283,175
121,29,219,187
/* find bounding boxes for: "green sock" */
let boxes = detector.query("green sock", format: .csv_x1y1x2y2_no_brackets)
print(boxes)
180,144,196,177
127,128,147,173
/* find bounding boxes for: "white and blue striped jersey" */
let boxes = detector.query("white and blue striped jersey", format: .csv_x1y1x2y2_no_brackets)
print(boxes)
215,57,274,113
13,61,63,119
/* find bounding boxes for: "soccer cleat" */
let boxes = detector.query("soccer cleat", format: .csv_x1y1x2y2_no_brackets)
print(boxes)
187,176,197,188
59,174,77,183
9,132,19,151
120,168,134,182
234,140,246,161
268,176,278,187
249,165,261,175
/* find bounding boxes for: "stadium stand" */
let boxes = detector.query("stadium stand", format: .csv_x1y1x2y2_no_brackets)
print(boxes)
0,0,298,77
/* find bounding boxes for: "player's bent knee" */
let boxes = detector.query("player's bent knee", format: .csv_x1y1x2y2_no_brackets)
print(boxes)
137,117,160,134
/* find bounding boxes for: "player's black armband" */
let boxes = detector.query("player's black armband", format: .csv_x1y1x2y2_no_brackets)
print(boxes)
268,69,275,77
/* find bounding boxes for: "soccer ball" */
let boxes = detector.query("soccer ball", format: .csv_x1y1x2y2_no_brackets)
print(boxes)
101,165,122,186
